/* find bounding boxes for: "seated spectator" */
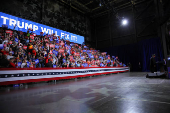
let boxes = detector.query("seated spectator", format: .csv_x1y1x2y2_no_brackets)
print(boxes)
0,25,125,69
39,53,45,67
9,58,15,68
7,52,14,60
21,59,27,68
32,55,36,62
46,59,53,67
76,61,81,67
62,62,67,68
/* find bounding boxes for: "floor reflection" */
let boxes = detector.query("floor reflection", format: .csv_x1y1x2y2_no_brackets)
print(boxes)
0,72,170,113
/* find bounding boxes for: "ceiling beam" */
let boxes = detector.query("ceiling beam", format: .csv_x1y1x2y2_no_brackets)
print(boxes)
59,0,85,14
90,0,147,18
91,0,123,12
135,0,154,20
84,1,93,6
91,0,116,12
71,0,91,12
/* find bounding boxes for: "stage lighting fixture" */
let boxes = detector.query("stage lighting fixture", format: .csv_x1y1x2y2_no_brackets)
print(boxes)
168,57,170,60
122,19,128,25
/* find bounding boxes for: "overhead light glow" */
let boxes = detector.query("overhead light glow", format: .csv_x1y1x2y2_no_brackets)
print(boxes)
122,19,128,25
168,57,170,60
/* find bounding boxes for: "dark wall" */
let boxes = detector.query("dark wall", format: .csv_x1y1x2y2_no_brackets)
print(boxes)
100,37,164,72
91,0,159,49
0,0,91,43
90,0,167,72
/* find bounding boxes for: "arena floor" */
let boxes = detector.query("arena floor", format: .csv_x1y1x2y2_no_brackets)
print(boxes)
0,72,170,113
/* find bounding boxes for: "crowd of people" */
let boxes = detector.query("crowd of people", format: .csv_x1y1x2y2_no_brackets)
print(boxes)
0,26,126,68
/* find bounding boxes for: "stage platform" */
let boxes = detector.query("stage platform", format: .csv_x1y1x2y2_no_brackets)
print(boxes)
0,72,170,113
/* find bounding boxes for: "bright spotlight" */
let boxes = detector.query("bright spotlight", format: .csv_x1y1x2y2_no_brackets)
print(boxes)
122,19,128,25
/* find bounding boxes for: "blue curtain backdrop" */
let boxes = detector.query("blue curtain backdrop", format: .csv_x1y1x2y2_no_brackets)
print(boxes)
100,37,164,71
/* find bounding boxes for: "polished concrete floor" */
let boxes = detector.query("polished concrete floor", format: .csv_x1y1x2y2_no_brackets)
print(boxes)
0,72,170,113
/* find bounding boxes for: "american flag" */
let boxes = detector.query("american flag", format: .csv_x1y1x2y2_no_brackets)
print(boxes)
102,52,107,55
6,30,13,34
70,56,73,60
33,33,36,36
74,52,79,56
35,59,39,64
59,49,64,53
68,46,71,50
23,45,27,49
30,35,34,39
50,44,55,48
60,41,64,46
15,38,19,42
0,68,127,79
9,41,13,44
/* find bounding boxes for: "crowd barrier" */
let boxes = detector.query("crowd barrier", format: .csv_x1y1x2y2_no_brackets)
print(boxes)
0,67,129,85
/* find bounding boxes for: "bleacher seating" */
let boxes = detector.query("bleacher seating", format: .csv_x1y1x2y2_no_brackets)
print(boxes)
0,26,126,68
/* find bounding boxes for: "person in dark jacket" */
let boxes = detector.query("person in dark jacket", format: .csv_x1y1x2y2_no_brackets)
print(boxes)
150,54,156,73
46,59,53,67
0,53,10,67
62,62,67,68
138,62,142,72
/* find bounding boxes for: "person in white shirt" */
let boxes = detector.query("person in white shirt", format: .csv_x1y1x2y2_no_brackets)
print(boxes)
21,60,27,68
2,38,8,44
52,56,57,65
7,52,14,60
163,59,167,71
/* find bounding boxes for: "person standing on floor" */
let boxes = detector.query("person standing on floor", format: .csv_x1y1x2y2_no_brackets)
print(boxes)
150,54,156,73
163,59,167,71
138,62,142,72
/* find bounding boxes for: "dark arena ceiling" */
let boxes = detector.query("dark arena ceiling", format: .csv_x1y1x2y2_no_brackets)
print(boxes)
59,0,135,17
0,0,170,48
58,0,170,18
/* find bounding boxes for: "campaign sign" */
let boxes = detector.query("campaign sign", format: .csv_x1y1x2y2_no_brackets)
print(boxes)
0,12,84,44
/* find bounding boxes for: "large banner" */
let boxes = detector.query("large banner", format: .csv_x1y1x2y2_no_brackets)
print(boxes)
0,67,129,85
0,12,84,44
